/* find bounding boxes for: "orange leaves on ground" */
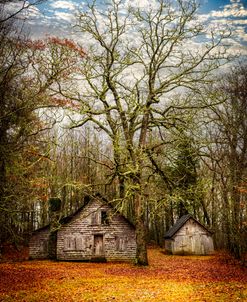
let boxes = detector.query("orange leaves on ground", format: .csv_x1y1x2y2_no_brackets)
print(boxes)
0,248,246,302
0,244,29,262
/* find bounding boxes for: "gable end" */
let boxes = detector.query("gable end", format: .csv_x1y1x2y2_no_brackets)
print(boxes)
164,214,212,239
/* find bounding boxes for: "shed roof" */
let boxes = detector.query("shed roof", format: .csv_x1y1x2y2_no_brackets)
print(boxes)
164,214,212,239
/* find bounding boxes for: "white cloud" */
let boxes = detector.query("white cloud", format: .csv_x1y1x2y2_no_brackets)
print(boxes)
196,14,211,23
196,0,247,56
26,5,41,17
123,0,159,10
211,1,247,18
50,0,76,11
226,43,247,56
232,19,247,25
233,26,247,41
54,11,75,22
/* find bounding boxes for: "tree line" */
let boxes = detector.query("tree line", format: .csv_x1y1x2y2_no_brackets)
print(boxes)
0,0,246,264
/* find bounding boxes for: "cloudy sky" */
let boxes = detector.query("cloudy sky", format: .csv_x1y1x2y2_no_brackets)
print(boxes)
3,0,247,54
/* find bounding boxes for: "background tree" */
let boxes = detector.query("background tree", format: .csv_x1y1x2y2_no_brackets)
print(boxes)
0,2,85,247
204,63,247,260
0,0,45,24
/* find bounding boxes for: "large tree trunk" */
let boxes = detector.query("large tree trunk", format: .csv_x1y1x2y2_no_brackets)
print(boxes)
135,192,148,265
134,173,148,265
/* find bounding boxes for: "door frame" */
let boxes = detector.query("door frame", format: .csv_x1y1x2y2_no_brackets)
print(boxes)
93,234,104,256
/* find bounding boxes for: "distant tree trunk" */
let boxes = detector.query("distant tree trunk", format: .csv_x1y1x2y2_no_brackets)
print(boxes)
48,198,62,259
199,198,210,226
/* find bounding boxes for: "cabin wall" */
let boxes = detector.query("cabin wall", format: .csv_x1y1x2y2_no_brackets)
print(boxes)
56,199,136,262
29,228,50,259
166,219,214,255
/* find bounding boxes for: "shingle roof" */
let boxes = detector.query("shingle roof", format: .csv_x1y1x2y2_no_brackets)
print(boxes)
59,193,135,228
164,214,192,239
164,214,212,239
32,193,135,234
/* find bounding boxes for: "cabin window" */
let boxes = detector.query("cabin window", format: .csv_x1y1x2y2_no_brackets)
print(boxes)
115,236,127,251
101,211,109,225
84,236,92,250
91,210,109,225
91,212,98,225
64,236,76,251
75,236,84,250
64,236,85,251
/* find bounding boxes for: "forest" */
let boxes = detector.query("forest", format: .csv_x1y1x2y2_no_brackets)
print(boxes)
0,0,246,268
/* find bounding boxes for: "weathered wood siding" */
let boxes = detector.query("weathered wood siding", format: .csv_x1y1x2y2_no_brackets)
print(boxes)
165,218,214,255
57,198,137,262
29,227,50,259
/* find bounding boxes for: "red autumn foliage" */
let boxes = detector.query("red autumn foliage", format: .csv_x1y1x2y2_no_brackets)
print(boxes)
21,37,86,57
51,96,81,110
25,39,46,51
48,37,86,57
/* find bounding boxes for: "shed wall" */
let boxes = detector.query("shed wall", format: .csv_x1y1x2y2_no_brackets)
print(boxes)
29,228,50,259
165,219,214,255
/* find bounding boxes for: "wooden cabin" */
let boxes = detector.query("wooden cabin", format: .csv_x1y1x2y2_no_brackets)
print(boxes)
29,195,137,262
164,214,214,255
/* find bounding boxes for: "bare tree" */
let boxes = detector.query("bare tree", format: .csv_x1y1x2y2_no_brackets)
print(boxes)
51,0,228,265
0,0,45,24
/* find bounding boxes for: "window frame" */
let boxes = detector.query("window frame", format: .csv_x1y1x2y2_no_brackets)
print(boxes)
101,210,109,225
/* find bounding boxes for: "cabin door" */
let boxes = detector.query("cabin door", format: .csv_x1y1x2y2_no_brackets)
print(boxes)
94,235,104,255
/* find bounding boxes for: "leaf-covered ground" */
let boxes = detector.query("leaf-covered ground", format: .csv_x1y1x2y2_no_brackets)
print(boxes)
0,248,246,302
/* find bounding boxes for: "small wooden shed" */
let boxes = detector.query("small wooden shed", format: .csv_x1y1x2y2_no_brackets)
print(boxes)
29,225,50,259
164,214,214,255
29,195,137,262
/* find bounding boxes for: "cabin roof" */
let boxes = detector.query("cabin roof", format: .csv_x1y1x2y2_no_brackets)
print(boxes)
32,224,50,234
32,193,135,234
164,214,212,239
